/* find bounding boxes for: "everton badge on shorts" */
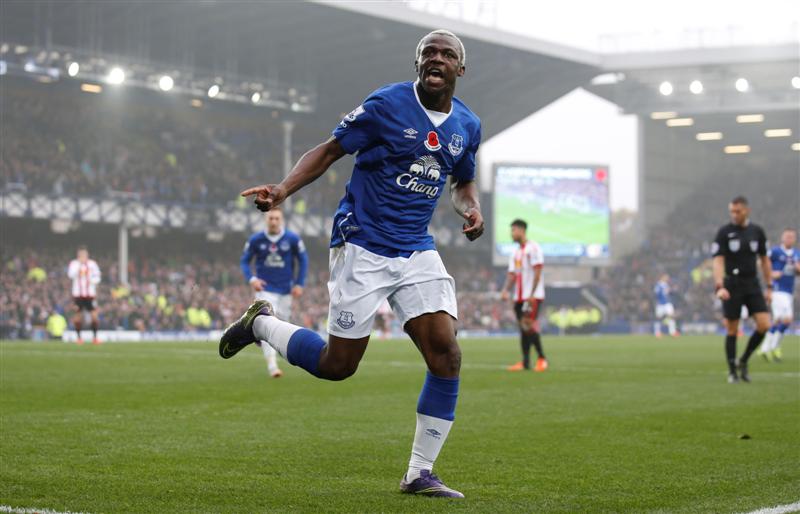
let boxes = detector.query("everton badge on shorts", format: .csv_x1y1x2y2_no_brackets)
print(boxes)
337,311,355,330
448,134,463,156
424,131,441,151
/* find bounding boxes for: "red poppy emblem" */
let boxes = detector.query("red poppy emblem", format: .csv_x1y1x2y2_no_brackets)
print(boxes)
424,131,441,151
595,168,608,182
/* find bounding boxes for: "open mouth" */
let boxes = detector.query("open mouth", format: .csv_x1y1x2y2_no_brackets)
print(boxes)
426,68,445,83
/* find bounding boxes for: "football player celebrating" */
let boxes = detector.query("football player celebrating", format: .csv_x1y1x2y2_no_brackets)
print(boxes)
221,30,482,498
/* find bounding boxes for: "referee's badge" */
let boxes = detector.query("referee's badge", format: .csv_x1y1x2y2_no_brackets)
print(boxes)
729,239,740,252
749,241,758,253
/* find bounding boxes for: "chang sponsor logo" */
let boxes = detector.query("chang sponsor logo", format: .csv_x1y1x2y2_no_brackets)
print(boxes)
396,155,442,199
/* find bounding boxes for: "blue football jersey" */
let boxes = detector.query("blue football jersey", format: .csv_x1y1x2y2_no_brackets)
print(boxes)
769,245,799,294
654,281,670,305
240,230,308,295
330,81,481,256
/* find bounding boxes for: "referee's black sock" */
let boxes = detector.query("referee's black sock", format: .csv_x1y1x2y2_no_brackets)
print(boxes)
725,335,737,374
740,331,767,364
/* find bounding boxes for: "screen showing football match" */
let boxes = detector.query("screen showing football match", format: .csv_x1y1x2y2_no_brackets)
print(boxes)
494,164,610,263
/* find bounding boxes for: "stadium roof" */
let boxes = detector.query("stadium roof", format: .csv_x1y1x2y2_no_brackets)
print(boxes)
0,0,600,139
587,44,800,162
2,1,796,147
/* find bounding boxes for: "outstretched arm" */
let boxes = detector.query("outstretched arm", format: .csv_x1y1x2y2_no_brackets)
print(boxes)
450,178,484,241
241,137,346,211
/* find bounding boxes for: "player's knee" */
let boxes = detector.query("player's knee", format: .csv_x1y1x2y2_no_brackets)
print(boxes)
324,360,359,381
429,342,461,376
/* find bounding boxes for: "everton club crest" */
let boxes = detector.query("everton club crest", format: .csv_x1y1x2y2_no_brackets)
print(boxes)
448,134,464,156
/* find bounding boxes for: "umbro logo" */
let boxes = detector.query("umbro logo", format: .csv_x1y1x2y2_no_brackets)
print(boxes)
403,128,418,139
425,428,442,439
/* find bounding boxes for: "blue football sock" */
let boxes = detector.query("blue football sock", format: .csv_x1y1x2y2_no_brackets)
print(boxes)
286,328,326,378
407,372,460,480
417,371,459,421
777,323,789,334
769,324,779,334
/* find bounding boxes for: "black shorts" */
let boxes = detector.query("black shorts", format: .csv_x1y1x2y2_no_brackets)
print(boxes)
74,297,96,312
722,277,767,320
514,299,543,322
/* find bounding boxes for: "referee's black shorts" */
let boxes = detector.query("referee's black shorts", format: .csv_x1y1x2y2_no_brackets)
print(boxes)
722,277,768,320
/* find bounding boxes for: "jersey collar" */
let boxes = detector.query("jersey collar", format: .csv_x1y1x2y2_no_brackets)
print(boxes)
412,80,453,128
264,229,285,243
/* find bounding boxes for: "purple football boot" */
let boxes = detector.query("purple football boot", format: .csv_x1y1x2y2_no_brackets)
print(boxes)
218,300,274,359
400,470,464,498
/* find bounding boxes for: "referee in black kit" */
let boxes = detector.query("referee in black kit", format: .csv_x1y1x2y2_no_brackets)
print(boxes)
712,196,772,383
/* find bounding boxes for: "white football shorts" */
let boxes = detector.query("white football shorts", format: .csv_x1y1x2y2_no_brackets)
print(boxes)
655,303,675,318
771,291,794,320
327,242,457,338
255,290,293,319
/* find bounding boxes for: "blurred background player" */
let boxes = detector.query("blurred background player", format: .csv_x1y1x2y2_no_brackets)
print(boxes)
240,208,308,377
67,245,101,345
653,274,679,338
501,219,548,372
712,196,772,383
760,228,799,362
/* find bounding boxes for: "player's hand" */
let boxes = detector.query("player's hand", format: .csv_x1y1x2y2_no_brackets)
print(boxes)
250,278,266,292
500,290,509,302
764,288,772,304
291,285,304,298
462,207,484,241
716,287,730,301
240,184,287,212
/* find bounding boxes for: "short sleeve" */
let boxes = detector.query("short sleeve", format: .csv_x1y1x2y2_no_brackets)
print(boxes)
711,228,725,257
295,237,307,255
530,244,544,267
452,124,481,182
332,94,384,155
757,228,767,256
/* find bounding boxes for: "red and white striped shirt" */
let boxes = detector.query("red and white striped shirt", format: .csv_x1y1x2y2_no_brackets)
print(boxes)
68,259,101,298
507,241,545,302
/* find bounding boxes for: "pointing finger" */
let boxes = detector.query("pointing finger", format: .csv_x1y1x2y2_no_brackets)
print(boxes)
240,187,262,197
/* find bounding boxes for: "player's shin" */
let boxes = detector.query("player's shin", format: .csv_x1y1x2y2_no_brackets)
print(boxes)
774,322,789,349
260,342,280,374
725,335,737,374
253,316,325,377
520,333,531,369
406,372,459,481
666,317,677,336
740,330,767,363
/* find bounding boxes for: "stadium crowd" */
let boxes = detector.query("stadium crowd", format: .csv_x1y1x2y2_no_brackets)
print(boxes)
1,78,349,216
599,165,799,326
0,241,526,340
3,80,797,339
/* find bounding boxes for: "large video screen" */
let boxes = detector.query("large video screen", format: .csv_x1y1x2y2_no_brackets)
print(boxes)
493,164,610,264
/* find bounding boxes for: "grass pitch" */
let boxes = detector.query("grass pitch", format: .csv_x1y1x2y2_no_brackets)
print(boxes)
1,335,798,513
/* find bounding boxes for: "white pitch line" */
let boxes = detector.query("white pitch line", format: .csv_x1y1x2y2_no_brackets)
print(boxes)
0,506,92,514
740,500,800,514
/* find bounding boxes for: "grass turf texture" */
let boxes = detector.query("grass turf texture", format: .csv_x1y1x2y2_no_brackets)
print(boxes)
494,194,609,247
1,335,798,513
